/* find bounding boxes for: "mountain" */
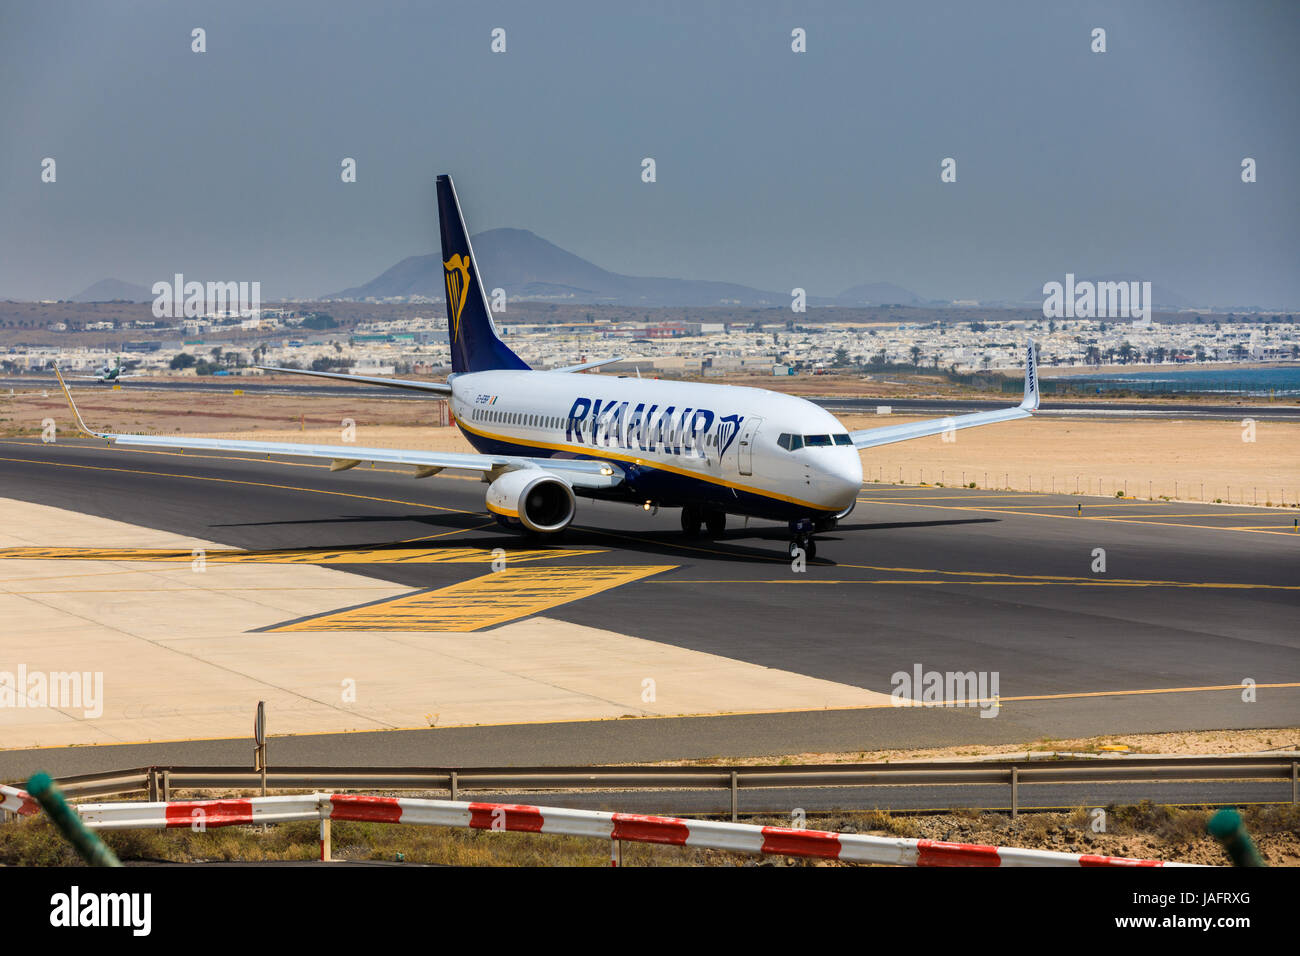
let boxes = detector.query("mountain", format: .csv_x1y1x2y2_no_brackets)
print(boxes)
71,279,152,303
325,228,791,307
1024,274,1194,311
835,281,922,307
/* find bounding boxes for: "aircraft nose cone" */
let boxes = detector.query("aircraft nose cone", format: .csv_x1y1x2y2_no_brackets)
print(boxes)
820,450,863,509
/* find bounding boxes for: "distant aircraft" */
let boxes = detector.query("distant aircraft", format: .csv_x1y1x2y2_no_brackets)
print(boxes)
70,357,136,384
54,175,1039,557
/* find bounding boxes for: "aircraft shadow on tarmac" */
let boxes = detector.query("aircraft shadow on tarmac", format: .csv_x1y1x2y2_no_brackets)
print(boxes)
205,513,1000,566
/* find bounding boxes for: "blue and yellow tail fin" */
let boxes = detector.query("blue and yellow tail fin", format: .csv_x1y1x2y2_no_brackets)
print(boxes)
437,174,529,374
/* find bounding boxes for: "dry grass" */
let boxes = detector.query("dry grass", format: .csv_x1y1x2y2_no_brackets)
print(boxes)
662,727,1300,767
3,802,1296,867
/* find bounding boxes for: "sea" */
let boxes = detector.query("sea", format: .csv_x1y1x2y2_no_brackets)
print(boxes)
1049,365,1300,398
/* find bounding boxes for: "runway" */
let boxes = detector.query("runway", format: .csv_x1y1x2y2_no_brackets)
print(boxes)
0,435,1296,777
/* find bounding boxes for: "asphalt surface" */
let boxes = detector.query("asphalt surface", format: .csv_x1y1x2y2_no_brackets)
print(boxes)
5,376,1299,419
0,435,1296,779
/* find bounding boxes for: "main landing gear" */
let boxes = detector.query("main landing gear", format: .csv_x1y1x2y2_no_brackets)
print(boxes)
680,505,727,539
788,517,817,560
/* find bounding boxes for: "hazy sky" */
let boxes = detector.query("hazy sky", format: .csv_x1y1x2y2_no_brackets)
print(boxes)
1,0,1296,306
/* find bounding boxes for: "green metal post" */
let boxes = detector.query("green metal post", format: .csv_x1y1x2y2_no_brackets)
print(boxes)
1207,807,1264,867
27,772,121,867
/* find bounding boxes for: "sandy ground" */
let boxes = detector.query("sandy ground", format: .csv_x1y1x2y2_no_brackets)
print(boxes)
840,413,1300,507
221,417,1300,508
6,385,1298,505
666,727,1300,766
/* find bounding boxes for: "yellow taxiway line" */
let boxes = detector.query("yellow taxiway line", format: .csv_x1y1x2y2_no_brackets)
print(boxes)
0,545,601,565
0,453,477,515
268,564,676,632
857,496,1300,537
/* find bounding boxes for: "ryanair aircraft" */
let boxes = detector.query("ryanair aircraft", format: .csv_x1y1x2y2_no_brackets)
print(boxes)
56,175,1039,558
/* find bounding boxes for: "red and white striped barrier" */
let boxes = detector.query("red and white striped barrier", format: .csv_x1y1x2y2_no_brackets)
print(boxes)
60,792,1191,866
77,794,320,831
0,783,38,816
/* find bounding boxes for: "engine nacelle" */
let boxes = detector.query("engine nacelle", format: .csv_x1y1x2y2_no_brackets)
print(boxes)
485,469,576,534
816,500,855,532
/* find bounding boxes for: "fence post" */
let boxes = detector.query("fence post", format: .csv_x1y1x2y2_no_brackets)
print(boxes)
27,772,120,867
320,801,332,862
162,769,170,803
730,771,739,823
1011,766,1019,818
1208,808,1265,867
1292,761,1297,805
147,768,158,803
254,700,267,798
450,771,459,802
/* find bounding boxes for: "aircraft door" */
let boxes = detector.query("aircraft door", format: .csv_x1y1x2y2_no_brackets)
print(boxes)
735,417,762,476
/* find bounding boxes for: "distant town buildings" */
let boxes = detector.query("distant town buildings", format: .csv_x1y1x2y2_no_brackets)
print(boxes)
6,310,1298,380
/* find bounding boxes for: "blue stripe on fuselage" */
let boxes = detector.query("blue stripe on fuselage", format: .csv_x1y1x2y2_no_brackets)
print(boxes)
458,424,829,522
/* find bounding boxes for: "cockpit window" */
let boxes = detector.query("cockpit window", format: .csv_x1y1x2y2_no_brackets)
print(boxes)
782,433,854,450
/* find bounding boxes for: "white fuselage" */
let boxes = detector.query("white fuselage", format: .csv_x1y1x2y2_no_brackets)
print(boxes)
449,370,862,521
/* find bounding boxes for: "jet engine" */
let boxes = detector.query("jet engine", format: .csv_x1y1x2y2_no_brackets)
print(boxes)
485,469,576,534
815,500,855,532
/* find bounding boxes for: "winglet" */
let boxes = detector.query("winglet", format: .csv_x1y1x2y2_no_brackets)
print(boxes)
1019,339,1040,411
51,364,111,440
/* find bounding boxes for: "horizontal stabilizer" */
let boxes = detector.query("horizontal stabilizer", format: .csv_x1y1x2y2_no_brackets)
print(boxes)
256,366,451,394
551,357,625,374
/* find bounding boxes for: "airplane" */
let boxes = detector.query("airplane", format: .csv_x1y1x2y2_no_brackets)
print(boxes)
53,174,1039,559
70,357,137,384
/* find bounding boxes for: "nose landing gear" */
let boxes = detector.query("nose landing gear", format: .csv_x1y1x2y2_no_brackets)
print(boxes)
788,517,817,560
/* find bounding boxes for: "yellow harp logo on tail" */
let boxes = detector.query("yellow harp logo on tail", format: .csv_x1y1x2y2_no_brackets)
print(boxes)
443,254,472,341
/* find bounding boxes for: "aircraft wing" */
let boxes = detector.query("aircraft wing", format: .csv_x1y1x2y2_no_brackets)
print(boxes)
52,365,622,490
850,340,1039,450
255,365,452,395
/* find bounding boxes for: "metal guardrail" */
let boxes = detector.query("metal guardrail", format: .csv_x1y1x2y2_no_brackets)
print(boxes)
13,754,1295,819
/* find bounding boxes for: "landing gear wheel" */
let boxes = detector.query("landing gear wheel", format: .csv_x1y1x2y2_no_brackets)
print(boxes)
680,505,702,538
704,510,726,538
788,536,816,560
